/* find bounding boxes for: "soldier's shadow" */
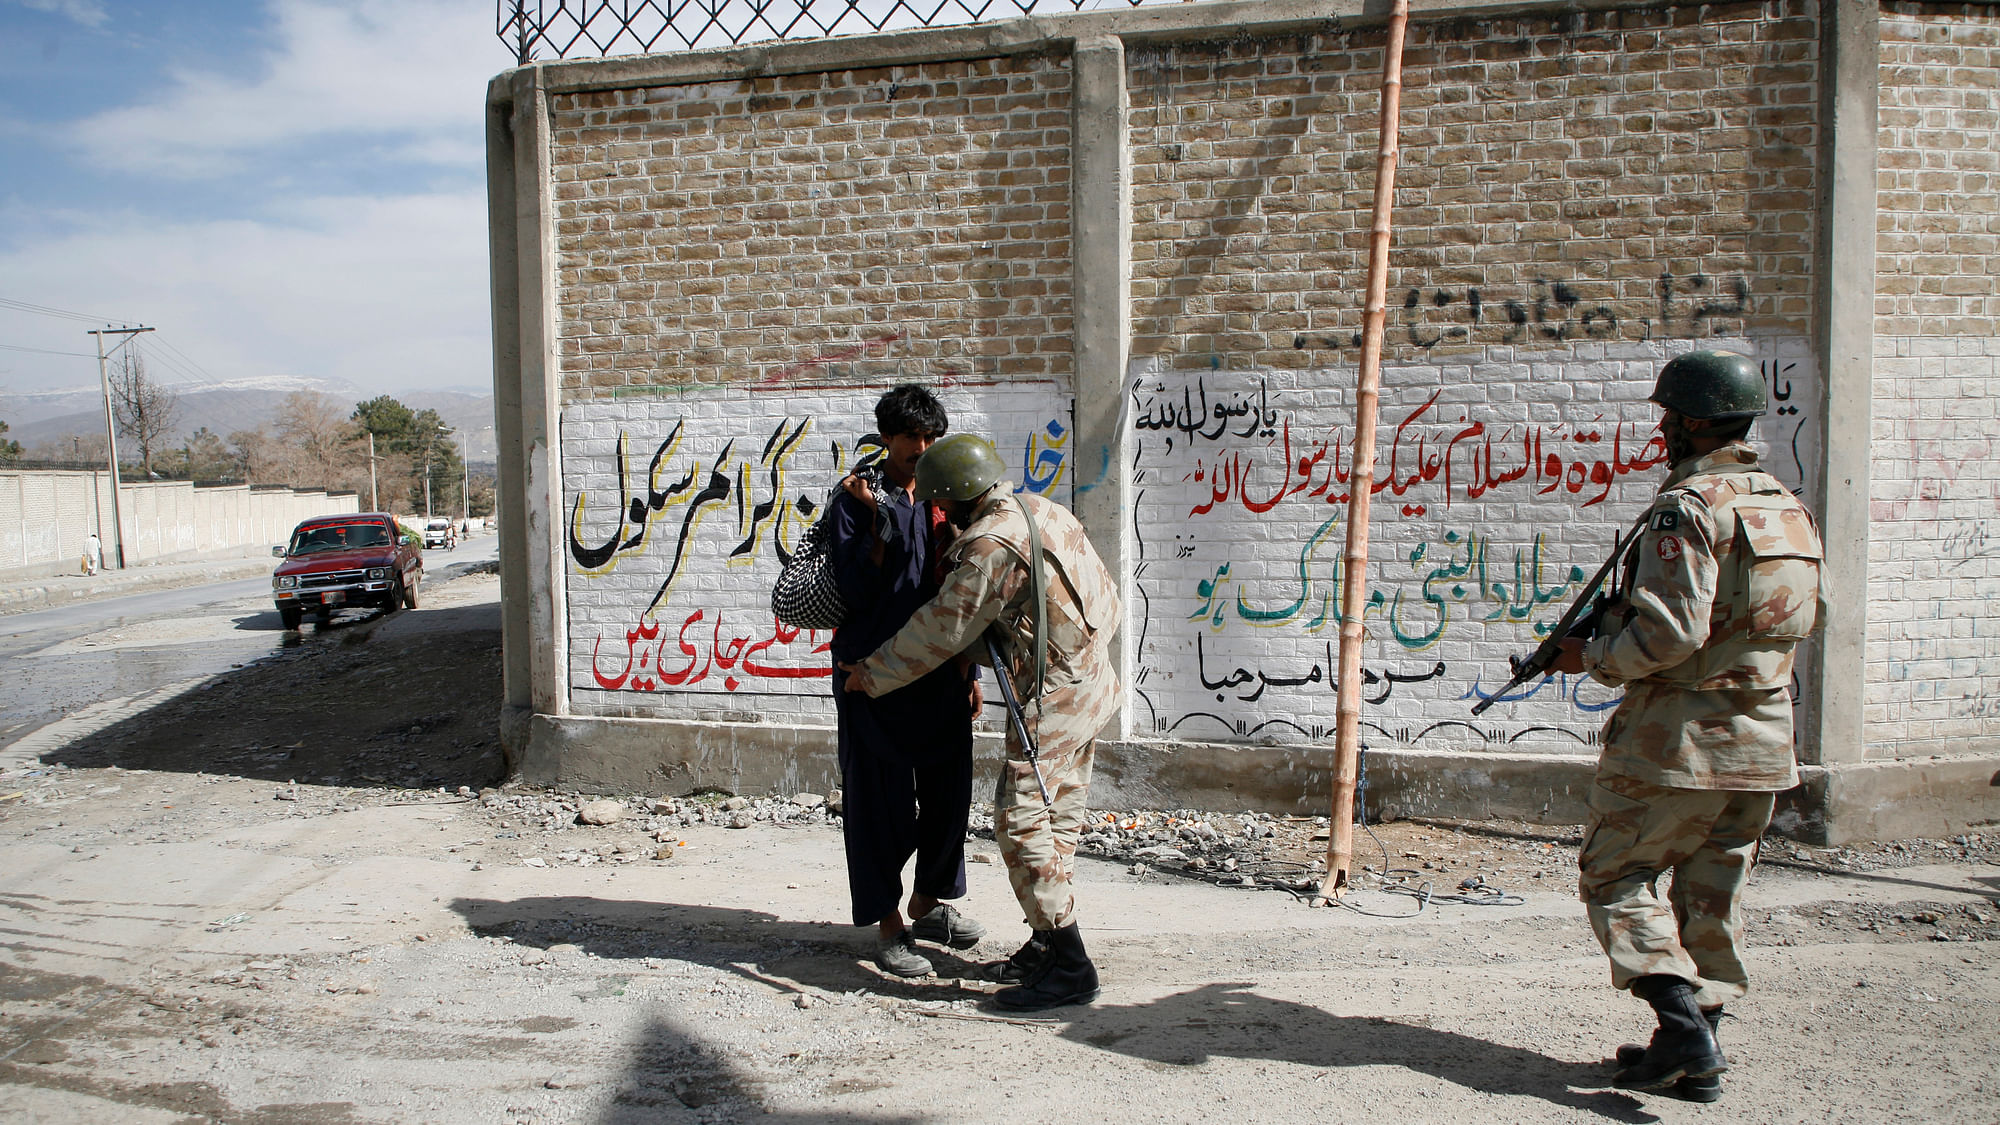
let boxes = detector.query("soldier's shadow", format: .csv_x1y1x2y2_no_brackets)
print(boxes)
1058,982,1656,1122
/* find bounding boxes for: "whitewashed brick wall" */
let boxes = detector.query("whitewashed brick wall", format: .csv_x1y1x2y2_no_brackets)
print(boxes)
1870,3,2000,758
562,380,1073,722
1129,340,1819,755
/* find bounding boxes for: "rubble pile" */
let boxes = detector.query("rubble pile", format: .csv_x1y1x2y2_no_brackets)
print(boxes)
472,789,844,865
1068,809,1322,880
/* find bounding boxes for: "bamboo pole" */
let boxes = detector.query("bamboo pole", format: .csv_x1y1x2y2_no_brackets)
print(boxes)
1321,0,1410,902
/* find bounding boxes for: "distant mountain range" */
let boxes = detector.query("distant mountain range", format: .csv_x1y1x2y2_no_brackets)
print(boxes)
0,376,498,465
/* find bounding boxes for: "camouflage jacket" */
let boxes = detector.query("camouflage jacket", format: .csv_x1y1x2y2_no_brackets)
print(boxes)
1582,443,1826,790
853,485,1123,759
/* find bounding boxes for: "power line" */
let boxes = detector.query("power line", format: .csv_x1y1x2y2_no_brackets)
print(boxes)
0,342,99,358
0,295,137,325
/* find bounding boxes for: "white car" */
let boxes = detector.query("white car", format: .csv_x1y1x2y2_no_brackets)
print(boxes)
422,518,457,550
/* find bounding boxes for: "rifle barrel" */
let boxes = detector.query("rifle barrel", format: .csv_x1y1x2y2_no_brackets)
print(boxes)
1469,513,1648,715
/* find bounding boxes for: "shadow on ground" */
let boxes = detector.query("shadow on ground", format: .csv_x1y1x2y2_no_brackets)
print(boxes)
43,600,505,792
452,896,1657,1122
452,896,994,1003
597,1015,927,1125
1061,982,1656,1121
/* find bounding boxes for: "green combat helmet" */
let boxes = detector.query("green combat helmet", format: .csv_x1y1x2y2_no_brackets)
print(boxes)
914,433,1007,502
1650,350,1766,420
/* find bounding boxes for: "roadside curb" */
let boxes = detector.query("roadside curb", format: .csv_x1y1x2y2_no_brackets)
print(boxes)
0,558,277,618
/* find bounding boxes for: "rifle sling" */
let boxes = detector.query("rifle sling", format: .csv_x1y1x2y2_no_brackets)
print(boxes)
1018,494,1047,706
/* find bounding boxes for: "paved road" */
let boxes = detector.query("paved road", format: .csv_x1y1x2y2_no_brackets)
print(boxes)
0,533,499,758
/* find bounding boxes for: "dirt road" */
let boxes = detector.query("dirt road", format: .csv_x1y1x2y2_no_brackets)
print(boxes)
2,572,1995,1123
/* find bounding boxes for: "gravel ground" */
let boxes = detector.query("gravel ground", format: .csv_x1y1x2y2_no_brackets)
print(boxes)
1,571,1995,1123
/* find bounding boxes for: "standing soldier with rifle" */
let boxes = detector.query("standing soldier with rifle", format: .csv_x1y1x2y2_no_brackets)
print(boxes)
1542,350,1826,1103
840,433,1122,1011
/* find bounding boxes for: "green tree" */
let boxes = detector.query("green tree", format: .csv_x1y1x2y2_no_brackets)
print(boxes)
0,419,21,464
351,397,462,516
184,427,236,481
351,396,416,444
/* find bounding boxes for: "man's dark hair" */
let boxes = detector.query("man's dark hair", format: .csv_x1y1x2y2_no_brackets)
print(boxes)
875,384,949,439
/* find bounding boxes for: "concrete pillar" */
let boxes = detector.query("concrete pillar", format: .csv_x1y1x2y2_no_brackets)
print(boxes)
487,65,570,755
1069,35,1134,738
1808,0,1878,769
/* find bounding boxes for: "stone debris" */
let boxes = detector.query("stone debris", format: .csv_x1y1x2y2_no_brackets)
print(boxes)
448,784,1999,908
577,799,623,825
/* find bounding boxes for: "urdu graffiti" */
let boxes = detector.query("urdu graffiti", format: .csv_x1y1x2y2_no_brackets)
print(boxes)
1126,347,1819,755
560,384,1072,711
1291,270,1757,355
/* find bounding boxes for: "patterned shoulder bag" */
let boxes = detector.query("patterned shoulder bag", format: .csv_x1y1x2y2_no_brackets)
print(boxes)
770,462,886,631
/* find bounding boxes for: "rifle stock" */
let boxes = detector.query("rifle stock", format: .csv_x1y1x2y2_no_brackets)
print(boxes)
1470,514,1649,716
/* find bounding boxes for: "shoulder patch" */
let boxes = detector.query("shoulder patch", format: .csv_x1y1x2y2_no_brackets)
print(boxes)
1652,510,1680,532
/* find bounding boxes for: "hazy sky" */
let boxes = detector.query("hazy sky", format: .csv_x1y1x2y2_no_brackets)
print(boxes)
0,0,501,397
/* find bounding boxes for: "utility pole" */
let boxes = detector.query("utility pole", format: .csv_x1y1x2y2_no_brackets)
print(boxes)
89,325,153,570
1321,0,1410,903
368,432,379,511
460,430,470,530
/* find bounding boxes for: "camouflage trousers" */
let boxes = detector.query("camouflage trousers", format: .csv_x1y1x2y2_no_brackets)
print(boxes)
1578,774,1776,1009
992,740,1094,931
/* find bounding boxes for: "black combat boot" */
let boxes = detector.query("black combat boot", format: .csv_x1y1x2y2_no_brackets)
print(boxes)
992,930,1051,984
993,922,1099,1011
1613,975,1728,1092
1617,1006,1725,1102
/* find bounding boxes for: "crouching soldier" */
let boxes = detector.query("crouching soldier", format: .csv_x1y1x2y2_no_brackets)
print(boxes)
1555,350,1827,1102
841,433,1122,1011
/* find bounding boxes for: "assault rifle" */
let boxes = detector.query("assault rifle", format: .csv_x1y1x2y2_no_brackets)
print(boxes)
984,632,1054,808
1470,513,1650,716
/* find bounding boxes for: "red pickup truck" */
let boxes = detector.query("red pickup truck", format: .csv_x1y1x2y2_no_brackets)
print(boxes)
270,513,424,630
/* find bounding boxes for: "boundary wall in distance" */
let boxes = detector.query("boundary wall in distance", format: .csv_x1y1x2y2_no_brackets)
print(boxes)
0,470,359,579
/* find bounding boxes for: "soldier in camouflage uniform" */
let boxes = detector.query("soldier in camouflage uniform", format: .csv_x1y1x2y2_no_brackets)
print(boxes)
842,433,1122,1011
1556,350,1827,1102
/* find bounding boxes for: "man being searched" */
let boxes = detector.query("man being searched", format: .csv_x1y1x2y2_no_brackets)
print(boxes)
841,433,1122,1011
1554,350,1826,1103
828,385,986,979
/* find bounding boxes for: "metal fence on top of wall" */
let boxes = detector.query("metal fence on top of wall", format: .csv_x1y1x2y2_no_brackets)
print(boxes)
497,0,1205,61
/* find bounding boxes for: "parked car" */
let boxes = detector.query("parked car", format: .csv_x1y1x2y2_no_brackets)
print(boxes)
423,517,457,550
270,512,424,630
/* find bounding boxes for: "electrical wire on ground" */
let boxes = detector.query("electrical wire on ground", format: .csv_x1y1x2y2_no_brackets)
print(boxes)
1094,746,1530,918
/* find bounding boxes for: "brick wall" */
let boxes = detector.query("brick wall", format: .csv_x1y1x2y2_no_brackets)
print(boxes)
1129,2,1821,371
547,55,1074,400
1120,6,1824,755
1870,2,2000,758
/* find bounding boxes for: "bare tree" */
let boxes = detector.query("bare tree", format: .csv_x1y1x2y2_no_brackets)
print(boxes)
228,426,278,484
110,350,181,477
27,432,108,464
273,391,366,492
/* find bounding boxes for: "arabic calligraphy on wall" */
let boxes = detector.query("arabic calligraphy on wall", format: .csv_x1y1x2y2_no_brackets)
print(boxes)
1290,271,1756,355
1128,344,1821,753
1141,380,1670,518
561,382,1072,708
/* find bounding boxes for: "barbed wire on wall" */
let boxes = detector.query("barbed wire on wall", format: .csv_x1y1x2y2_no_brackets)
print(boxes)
497,0,1206,63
